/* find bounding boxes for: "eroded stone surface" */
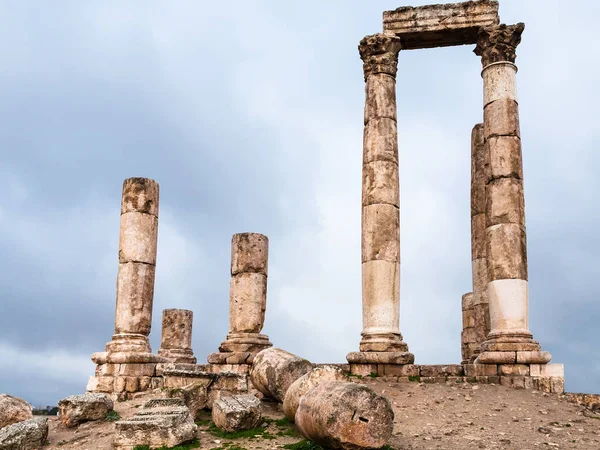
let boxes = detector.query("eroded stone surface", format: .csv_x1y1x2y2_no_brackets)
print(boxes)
0,417,48,450
58,393,114,428
158,309,196,364
212,395,261,432
0,394,32,429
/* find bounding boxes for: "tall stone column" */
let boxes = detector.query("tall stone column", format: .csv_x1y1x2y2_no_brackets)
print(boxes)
470,123,491,360
347,33,414,367
208,233,272,366
158,309,197,364
474,24,551,365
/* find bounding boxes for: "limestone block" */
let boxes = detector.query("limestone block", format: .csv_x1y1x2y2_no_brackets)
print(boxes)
483,341,540,352
420,365,464,377
283,366,348,421
346,352,414,365
212,373,249,393
113,399,197,450
95,363,118,377
383,1,499,49
488,279,529,334
212,395,261,432
476,351,516,364
516,351,552,364
150,377,164,390
363,118,398,165
487,136,523,180
483,62,518,107
461,327,477,344
208,363,251,376
463,309,475,329
117,363,156,377
364,75,397,124
229,273,267,334
486,177,524,226
250,348,312,402
86,376,114,393
361,260,400,333
118,212,158,265
121,177,159,216
359,336,408,353
486,223,528,280
463,364,498,377
0,417,48,450
231,233,268,276
362,204,399,263
113,377,127,393
498,364,529,376
349,364,378,377
166,381,210,420
484,99,520,138
540,364,564,378
533,376,552,393
295,381,394,450
378,364,419,377
139,377,152,391
471,216,487,263
160,309,193,350
114,262,156,335
208,352,254,365
462,292,474,311
473,303,490,343
58,393,114,428
362,161,399,207
471,180,486,219
472,258,488,305
564,393,600,412
0,394,32,429
125,377,139,393
551,377,565,394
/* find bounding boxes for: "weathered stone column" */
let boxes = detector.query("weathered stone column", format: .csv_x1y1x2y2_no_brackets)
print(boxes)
208,233,272,366
158,309,197,364
347,33,414,367
470,123,491,360
461,292,476,364
474,24,551,365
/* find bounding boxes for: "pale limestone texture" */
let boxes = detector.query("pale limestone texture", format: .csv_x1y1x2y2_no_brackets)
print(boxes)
383,1,499,49
0,395,32,429
158,309,196,364
0,417,48,450
461,292,476,364
113,399,197,450
295,380,394,450
352,32,413,366
212,395,261,432
210,233,272,365
249,348,312,402
57,393,114,428
282,366,348,422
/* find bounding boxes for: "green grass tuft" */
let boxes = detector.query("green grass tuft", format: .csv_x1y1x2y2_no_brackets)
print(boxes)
132,439,201,450
105,410,121,422
408,375,420,382
208,423,276,440
368,372,379,379
283,440,324,450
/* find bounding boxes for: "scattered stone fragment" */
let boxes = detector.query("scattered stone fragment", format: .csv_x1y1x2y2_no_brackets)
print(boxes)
249,348,312,402
166,381,209,420
283,365,348,421
0,417,48,450
212,394,261,432
113,398,197,450
295,380,394,450
0,394,32,429
58,393,114,428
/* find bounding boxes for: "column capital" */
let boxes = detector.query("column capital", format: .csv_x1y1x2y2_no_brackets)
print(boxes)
359,33,401,81
474,23,525,68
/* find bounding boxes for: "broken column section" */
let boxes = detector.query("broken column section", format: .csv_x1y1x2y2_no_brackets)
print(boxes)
461,292,476,364
88,177,166,395
208,233,272,371
158,309,197,364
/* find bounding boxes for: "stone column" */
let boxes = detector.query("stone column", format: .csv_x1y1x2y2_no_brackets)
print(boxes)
470,123,491,360
347,33,413,367
158,309,197,364
208,233,272,366
461,292,476,364
474,24,551,365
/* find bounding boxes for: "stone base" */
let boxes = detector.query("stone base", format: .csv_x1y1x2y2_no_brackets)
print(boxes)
346,351,415,365
218,332,272,353
91,351,167,365
157,348,197,364
358,332,410,352
87,360,165,396
207,352,254,365
104,333,152,354
475,334,552,365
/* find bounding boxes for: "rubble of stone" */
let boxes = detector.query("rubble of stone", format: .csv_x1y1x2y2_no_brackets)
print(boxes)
212,394,262,432
250,348,313,402
0,417,48,450
57,393,114,428
113,398,197,450
564,393,600,412
295,380,394,450
0,394,32,429
283,365,348,421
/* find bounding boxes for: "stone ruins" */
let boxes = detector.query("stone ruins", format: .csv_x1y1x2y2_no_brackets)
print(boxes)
85,0,564,411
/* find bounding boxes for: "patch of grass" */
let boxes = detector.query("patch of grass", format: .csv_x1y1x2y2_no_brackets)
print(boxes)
133,439,201,450
208,423,276,440
283,440,324,450
408,376,420,382
348,374,363,379
275,417,293,427
195,409,213,427
105,410,121,422
368,372,379,379
277,429,300,438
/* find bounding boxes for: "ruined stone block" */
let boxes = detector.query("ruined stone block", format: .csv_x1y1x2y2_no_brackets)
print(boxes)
121,177,159,216
114,262,156,335
364,75,397,124
515,351,552,364
498,364,529,376
212,395,261,432
487,136,523,180
462,309,475,328
58,393,114,428
362,204,400,263
464,364,498,377
379,364,419,377
486,223,527,281
86,376,114,393
420,365,464,377
117,363,156,377
231,233,269,276
362,161,399,207
229,273,267,334
486,177,525,227
350,364,378,377
477,351,516,364
363,119,398,165
471,215,487,260
540,364,564,378
383,1,500,49
118,212,158,265
484,99,520,138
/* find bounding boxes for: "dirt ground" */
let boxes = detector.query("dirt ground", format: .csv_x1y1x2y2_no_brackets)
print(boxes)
44,378,600,450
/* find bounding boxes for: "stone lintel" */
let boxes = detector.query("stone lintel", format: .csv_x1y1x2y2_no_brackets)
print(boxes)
383,0,499,50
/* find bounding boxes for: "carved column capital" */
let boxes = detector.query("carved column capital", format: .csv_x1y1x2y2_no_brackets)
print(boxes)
474,23,525,67
359,33,402,80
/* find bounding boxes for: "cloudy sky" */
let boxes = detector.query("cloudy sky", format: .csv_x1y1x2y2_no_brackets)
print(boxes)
1,0,598,406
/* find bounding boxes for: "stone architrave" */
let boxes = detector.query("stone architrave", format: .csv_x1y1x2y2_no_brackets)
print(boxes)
158,309,197,364
88,178,166,395
473,24,551,365
347,33,414,367
208,233,272,366
470,123,491,360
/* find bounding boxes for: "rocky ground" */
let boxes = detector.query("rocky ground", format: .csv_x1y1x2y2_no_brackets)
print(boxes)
43,378,600,450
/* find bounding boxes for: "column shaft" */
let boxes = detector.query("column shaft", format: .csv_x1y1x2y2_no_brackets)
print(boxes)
158,309,196,364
